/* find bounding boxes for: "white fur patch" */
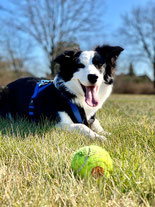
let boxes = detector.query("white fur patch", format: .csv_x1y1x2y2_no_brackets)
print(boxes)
58,111,73,124
79,51,96,66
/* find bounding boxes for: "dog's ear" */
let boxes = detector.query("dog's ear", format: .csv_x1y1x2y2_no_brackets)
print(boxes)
95,45,124,62
54,49,81,65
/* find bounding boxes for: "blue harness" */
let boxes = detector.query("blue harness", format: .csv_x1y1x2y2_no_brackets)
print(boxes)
29,80,83,123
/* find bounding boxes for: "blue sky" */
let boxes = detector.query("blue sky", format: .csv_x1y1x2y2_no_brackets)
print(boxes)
105,0,148,30
0,0,153,78
85,0,150,46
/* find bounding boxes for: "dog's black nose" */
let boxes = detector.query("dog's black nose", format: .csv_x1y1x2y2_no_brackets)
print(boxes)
88,74,98,84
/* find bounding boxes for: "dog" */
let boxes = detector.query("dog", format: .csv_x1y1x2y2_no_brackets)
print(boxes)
0,45,124,140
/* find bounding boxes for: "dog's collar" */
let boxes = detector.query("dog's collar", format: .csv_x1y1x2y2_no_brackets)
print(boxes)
29,80,83,123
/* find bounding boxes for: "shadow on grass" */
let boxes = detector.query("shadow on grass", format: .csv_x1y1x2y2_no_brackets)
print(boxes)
0,117,56,138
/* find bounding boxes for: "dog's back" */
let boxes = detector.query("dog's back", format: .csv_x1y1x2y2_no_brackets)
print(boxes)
0,85,10,117
0,77,41,118
0,77,81,122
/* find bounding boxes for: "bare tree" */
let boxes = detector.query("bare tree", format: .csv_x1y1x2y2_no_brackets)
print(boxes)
119,2,155,88
0,20,34,72
0,0,105,75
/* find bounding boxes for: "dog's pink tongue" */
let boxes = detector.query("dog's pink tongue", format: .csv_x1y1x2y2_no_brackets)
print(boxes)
85,86,99,107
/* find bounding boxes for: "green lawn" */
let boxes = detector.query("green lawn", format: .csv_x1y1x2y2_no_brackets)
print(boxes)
0,95,154,207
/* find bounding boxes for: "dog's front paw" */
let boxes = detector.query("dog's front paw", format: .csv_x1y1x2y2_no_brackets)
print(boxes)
98,135,107,141
93,133,107,141
100,130,111,136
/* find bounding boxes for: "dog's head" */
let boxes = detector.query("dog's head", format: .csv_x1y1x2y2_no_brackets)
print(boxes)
55,45,124,107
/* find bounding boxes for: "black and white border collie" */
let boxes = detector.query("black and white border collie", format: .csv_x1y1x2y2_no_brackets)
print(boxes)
0,45,124,140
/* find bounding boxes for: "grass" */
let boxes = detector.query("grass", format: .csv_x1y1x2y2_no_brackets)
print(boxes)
0,94,154,207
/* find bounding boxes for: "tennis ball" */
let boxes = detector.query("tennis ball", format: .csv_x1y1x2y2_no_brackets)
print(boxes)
71,145,113,178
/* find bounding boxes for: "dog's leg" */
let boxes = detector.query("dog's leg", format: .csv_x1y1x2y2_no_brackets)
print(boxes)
90,118,111,136
58,122,107,141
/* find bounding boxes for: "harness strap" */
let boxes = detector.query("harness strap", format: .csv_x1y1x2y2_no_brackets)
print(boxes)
29,80,53,119
32,80,53,99
29,80,83,123
67,101,83,123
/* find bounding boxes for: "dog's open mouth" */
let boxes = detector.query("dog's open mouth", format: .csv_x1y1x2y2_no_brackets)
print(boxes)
80,83,99,107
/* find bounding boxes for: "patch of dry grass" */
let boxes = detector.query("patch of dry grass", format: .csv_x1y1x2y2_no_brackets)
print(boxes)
0,95,154,206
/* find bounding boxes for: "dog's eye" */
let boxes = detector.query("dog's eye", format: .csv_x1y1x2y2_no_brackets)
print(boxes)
78,63,85,68
94,63,103,69
98,63,103,67
93,59,104,69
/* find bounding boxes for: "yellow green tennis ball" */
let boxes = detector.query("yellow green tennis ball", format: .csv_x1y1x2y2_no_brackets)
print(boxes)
71,145,113,178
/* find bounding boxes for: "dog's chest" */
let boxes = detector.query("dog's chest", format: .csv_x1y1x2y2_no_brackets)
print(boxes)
84,106,98,121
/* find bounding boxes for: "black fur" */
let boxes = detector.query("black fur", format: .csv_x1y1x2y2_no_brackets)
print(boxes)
95,45,124,84
55,50,82,82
